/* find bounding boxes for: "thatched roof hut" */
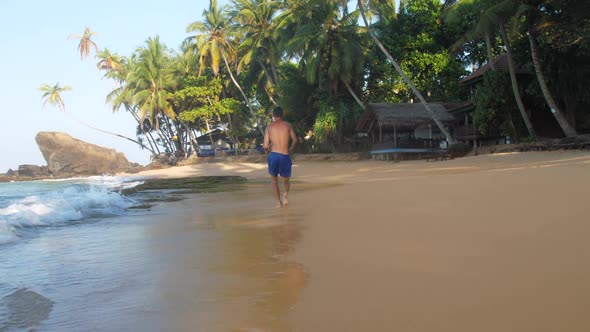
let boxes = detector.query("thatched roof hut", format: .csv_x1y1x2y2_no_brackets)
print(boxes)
356,103,455,132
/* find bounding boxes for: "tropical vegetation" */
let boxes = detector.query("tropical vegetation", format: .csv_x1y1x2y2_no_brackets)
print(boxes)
41,0,590,161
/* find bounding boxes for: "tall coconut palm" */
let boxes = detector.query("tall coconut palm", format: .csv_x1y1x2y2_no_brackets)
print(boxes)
274,0,368,111
232,0,283,103
517,0,577,136
448,0,536,137
186,0,264,136
68,27,99,60
105,55,161,155
128,37,176,132
357,0,455,143
39,82,153,152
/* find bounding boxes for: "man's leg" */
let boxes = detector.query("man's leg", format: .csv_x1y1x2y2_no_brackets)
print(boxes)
271,176,282,207
282,176,290,206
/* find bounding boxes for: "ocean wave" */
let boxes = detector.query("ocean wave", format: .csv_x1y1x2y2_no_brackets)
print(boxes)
0,183,138,244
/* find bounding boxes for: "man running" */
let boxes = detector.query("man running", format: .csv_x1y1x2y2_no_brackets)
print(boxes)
263,107,297,207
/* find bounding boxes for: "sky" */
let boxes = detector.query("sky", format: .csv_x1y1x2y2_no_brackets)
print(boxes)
0,0,228,173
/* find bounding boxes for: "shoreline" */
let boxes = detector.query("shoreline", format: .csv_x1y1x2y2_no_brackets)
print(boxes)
3,150,590,330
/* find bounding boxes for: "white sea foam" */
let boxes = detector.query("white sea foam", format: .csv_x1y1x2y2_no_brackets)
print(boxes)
0,220,17,244
0,182,136,244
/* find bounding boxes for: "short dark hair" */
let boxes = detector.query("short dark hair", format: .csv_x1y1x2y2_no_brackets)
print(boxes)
272,106,284,117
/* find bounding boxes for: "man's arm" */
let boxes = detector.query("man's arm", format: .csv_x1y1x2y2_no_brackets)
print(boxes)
289,124,297,152
263,125,271,152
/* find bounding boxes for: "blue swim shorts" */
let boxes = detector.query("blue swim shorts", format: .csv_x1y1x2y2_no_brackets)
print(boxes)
268,152,292,177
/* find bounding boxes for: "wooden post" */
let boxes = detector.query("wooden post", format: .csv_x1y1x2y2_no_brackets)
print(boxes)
379,123,383,143
394,123,398,148
394,122,398,162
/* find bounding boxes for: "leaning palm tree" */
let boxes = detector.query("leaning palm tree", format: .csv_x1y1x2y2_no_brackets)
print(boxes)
68,27,99,60
446,0,536,137
39,82,154,153
186,0,265,136
516,0,577,137
357,0,455,143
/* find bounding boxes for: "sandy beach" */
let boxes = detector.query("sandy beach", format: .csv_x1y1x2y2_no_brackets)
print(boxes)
121,150,590,331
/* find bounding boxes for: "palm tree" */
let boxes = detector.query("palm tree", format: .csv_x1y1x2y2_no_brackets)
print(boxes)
128,37,176,132
39,82,154,152
445,0,497,70
96,48,124,79
518,0,577,136
39,83,71,111
186,0,264,136
68,27,99,60
280,0,368,110
357,0,455,143
232,0,283,103
447,0,536,137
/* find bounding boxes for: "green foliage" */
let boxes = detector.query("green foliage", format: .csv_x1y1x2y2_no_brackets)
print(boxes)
174,76,239,124
366,0,468,103
312,99,363,143
312,108,338,144
473,70,521,136
522,135,537,143
448,142,471,157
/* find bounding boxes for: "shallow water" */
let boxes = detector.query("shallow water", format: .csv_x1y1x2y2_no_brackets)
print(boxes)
0,182,307,331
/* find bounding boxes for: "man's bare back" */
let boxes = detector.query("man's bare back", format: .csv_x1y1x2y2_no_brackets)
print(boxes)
263,107,297,207
265,120,297,155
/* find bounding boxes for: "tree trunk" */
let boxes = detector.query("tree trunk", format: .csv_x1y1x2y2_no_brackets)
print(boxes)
258,59,282,99
223,54,265,137
358,0,455,144
205,119,215,148
528,29,577,137
65,108,156,154
500,25,536,137
484,30,496,70
181,121,198,157
343,80,366,110
507,111,519,143
127,104,159,155
270,61,280,88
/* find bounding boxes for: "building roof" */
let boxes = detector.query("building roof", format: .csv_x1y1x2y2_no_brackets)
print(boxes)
356,103,455,132
195,129,232,145
459,54,532,85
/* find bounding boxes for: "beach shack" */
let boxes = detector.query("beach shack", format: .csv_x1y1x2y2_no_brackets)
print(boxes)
195,129,234,151
452,53,536,146
356,103,455,159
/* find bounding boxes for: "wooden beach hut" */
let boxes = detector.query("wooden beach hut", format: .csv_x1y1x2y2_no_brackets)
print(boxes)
356,103,455,160
357,103,454,145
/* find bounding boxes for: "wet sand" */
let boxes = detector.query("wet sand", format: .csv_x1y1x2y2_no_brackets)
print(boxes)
127,150,590,331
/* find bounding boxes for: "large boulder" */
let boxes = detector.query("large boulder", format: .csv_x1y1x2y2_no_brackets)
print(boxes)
35,132,142,176
17,165,50,177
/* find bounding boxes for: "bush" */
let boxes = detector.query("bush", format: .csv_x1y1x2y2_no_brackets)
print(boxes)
448,142,471,157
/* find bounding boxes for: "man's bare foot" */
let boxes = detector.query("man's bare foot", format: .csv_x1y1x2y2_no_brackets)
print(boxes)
282,193,289,206
275,200,283,208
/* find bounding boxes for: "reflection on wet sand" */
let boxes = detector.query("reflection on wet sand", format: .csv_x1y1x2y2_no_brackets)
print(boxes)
148,182,308,331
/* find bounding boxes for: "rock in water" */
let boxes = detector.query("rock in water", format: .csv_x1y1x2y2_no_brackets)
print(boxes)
35,131,141,176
